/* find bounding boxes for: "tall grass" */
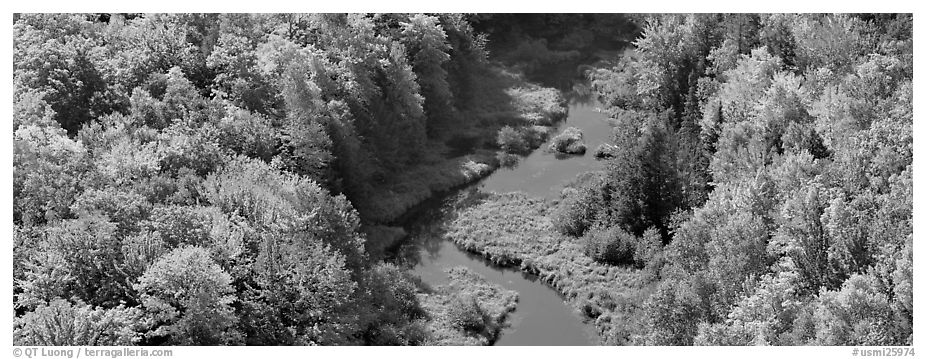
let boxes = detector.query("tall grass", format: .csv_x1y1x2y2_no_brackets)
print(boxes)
443,192,656,344
417,266,518,345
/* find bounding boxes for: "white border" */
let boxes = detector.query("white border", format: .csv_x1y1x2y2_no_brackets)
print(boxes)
2,4,923,359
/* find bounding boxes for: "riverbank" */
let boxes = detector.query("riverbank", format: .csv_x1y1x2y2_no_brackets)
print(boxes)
383,86,621,345
358,65,569,257
443,191,657,345
417,266,519,345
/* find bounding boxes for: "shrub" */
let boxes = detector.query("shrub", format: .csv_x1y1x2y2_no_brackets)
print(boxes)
583,225,637,265
549,126,586,154
497,125,550,154
497,125,529,153
593,143,618,159
497,152,520,168
447,294,486,332
634,227,665,269
507,85,567,125
552,176,607,237
525,125,552,147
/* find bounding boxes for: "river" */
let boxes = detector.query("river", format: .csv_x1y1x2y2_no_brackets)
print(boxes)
392,85,612,346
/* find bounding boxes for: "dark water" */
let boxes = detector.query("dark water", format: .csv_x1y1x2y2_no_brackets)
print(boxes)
392,90,613,345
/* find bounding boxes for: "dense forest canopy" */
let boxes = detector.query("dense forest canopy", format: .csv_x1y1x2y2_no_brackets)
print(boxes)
13,12,502,345
12,13,913,347
568,13,912,345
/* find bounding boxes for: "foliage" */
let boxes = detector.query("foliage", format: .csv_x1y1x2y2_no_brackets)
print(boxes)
588,13,913,346
496,125,549,155
14,299,141,346
582,225,637,265
418,267,518,345
443,191,652,345
496,125,528,154
636,279,705,345
135,246,239,345
14,121,90,226
12,12,912,347
548,126,587,154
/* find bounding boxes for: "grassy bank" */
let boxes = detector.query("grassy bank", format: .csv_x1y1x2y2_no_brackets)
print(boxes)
417,267,519,345
356,66,568,228
355,149,500,225
443,191,656,345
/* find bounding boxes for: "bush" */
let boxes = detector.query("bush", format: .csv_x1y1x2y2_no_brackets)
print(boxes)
496,125,529,154
634,227,664,269
497,152,520,168
593,143,618,159
549,126,586,154
447,294,486,332
552,175,607,237
497,125,551,154
552,189,593,236
507,85,567,125
583,225,637,265
525,125,552,147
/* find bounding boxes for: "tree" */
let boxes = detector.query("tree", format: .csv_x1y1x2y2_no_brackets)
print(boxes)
134,246,239,345
14,14,116,135
242,231,359,345
14,121,90,226
207,27,278,113
813,274,901,345
438,13,487,111
703,211,770,317
638,278,705,345
202,156,366,273
214,105,279,162
100,14,205,94
789,14,867,75
770,182,835,292
401,14,454,134
603,114,682,238
44,215,134,307
14,299,141,346
353,263,428,345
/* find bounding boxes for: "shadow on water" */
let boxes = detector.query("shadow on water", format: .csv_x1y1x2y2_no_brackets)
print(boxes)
386,93,609,343
382,38,631,345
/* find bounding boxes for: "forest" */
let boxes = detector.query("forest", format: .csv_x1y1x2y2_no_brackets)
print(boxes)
12,13,912,347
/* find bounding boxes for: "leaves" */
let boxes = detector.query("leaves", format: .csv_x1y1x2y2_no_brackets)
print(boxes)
135,246,239,345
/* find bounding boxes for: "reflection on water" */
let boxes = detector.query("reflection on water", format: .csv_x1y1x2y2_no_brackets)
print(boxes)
568,81,596,106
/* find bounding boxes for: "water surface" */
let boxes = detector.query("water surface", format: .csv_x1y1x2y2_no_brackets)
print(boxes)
393,86,612,346
395,187,599,346
478,95,611,199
